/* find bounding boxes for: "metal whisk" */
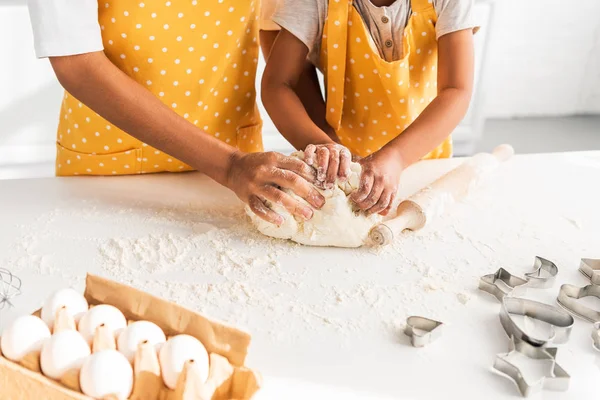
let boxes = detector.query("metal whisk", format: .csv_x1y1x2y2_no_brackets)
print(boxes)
0,268,21,310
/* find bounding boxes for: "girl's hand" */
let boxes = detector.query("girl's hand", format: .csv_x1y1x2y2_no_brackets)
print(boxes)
227,151,326,225
350,147,403,216
304,143,352,189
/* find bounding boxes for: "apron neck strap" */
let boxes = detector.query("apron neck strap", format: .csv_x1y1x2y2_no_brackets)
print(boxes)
410,0,433,13
324,0,352,131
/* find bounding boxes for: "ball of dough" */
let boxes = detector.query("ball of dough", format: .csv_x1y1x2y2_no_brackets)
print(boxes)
78,305,127,345
159,334,209,389
247,152,382,247
41,288,88,330
117,320,166,363
80,350,133,400
40,330,91,380
1,315,51,362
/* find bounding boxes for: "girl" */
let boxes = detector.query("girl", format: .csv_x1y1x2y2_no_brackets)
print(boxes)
262,0,478,215
26,0,325,225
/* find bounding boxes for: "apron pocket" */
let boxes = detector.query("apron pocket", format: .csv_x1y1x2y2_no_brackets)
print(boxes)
56,143,142,176
236,122,264,153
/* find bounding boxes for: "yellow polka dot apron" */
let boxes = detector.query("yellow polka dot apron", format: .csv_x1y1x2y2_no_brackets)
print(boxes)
56,0,263,176
322,0,452,159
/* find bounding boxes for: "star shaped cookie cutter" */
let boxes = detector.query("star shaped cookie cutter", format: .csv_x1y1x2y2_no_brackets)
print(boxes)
404,316,443,348
500,297,573,347
557,283,600,323
579,258,600,285
493,336,570,397
479,257,559,302
592,322,600,352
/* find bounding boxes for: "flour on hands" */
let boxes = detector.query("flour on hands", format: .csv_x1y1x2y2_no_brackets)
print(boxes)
247,151,382,247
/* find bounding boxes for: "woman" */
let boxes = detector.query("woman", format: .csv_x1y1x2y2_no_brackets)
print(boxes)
27,0,324,225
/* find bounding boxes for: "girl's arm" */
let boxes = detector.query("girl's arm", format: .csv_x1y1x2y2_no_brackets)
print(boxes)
262,29,351,188
50,52,325,224
260,30,336,141
353,29,475,215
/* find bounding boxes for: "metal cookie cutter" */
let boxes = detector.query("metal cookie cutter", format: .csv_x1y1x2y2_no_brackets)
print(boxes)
500,297,574,347
524,256,558,289
404,316,443,347
592,322,600,352
557,284,600,323
479,268,528,302
493,336,570,397
579,258,600,285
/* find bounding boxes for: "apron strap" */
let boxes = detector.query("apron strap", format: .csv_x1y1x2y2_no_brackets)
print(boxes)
324,0,352,131
410,0,434,13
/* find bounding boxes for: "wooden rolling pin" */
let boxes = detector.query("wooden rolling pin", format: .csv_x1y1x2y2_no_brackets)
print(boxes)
369,144,515,246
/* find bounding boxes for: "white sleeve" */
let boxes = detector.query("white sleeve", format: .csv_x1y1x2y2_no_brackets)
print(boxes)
434,0,480,40
272,0,325,53
27,0,104,58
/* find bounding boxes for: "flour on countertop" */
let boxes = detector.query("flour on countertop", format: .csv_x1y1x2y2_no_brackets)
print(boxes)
2,155,600,346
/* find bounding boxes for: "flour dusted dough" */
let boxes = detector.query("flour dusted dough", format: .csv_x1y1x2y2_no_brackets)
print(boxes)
247,152,382,247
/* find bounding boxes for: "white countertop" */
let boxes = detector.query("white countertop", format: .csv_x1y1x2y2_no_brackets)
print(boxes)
1,151,599,399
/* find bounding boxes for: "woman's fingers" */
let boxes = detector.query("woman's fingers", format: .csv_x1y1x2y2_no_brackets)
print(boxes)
380,191,397,216
269,168,325,210
248,195,283,225
261,185,314,221
277,155,317,183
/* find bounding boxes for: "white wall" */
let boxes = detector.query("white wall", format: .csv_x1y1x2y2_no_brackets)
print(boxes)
484,0,600,118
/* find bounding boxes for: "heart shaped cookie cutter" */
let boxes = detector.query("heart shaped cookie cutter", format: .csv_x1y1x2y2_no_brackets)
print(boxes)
579,258,600,285
404,316,443,348
557,284,600,323
493,336,570,397
500,297,574,347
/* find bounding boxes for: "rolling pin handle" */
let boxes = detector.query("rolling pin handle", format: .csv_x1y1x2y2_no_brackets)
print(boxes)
369,223,394,246
492,144,515,162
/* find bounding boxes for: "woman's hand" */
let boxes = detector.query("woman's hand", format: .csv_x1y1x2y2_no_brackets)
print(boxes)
350,147,403,216
227,151,326,225
304,143,352,189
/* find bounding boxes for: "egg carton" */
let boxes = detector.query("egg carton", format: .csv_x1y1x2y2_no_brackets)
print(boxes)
0,274,261,400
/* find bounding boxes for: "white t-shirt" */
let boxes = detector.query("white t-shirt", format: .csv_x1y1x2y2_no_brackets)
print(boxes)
27,0,104,58
273,0,478,64
28,0,283,58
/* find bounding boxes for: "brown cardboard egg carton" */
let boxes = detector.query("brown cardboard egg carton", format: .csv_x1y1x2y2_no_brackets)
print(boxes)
0,274,261,400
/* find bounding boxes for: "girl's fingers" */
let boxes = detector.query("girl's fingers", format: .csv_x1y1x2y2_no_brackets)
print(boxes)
316,146,329,183
357,177,384,210
325,147,340,189
367,188,392,215
380,191,397,216
338,148,352,181
305,144,317,166
248,195,284,225
351,172,374,203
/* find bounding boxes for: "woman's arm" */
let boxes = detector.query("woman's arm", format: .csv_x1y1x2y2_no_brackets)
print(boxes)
50,51,325,223
353,29,475,215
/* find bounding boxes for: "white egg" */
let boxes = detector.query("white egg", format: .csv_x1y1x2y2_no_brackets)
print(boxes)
80,350,133,400
78,305,127,344
40,330,91,380
159,334,209,389
117,321,166,363
1,315,51,362
41,288,89,330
